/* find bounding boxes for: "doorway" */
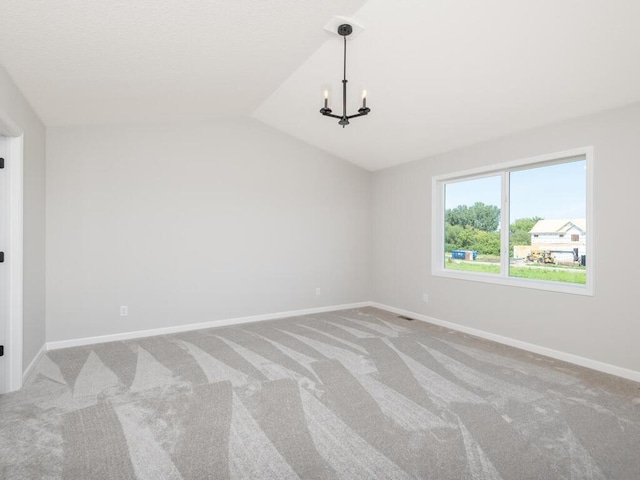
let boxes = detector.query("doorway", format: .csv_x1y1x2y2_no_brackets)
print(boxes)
0,127,24,394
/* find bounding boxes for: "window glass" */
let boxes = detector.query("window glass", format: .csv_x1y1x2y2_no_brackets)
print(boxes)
509,160,586,285
444,176,501,274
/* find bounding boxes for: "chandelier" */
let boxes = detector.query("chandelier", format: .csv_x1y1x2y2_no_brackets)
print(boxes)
319,24,370,127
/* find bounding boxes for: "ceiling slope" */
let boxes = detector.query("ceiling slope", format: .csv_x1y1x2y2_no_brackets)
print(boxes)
254,0,640,170
0,0,367,126
2,0,640,171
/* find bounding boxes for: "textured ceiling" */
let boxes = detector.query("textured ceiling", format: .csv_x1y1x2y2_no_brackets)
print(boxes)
254,0,640,170
0,0,367,125
2,0,640,171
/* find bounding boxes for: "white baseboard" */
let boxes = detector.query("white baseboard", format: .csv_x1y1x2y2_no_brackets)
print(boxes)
370,302,640,383
47,302,371,351
41,300,640,384
23,343,47,383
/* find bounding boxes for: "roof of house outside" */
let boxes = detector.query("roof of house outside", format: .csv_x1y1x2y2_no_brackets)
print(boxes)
530,219,586,234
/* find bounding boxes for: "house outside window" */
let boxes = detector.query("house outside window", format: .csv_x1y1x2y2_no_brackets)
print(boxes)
529,219,586,263
432,147,593,295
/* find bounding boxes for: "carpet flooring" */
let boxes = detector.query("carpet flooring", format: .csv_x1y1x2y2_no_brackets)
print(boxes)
1,307,639,479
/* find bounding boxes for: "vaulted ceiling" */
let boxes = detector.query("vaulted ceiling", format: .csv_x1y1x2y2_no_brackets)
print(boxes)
0,0,367,124
2,0,640,170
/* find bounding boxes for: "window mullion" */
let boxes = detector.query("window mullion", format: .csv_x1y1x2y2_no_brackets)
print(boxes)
501,171,510,277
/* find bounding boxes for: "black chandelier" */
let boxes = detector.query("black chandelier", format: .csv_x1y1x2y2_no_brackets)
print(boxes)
319,24,370,127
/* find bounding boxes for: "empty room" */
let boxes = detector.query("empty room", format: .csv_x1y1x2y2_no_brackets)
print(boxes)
1,1,639,478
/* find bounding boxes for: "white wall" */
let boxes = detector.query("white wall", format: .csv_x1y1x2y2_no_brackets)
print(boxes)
0,65,47,373
372,102,640,373
46,120,371,342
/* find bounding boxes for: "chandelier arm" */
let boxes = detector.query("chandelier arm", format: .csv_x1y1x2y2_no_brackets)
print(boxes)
346,112,369,120
321,112,343,119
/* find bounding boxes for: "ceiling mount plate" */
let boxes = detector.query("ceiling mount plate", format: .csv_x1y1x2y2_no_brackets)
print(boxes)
337,24,353,37
323,16,364,39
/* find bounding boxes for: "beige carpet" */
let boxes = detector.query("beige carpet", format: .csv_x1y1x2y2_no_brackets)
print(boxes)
1,307,639,479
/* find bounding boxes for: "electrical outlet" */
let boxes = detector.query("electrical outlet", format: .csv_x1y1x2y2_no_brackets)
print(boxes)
422,293,429,303
120,306,128,317
315,287,321,296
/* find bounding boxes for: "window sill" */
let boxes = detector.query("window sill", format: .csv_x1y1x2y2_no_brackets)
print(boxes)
432,268,593,296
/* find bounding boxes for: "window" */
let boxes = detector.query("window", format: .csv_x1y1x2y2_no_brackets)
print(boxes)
433,147,592,295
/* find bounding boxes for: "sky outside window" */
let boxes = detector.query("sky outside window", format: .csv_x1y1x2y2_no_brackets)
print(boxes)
445,176,501,213
509,160,586,221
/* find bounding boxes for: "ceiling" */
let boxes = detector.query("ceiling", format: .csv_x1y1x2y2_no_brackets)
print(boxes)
2,1,640,171
255,0,640,170
0,0,367,125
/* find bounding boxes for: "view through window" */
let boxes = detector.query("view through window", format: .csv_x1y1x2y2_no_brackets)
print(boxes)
438,152,589,292
509,160,586,284
444,176,501,275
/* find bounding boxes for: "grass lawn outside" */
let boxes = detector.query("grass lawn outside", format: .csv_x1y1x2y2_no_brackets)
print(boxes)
445,261,500,274
510,266,586,284
445,260,586,284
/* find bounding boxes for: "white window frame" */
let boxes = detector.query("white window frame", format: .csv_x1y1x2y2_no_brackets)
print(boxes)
432,146,594,296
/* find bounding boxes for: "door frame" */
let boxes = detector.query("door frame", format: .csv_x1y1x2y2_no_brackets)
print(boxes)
0,112,24,394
